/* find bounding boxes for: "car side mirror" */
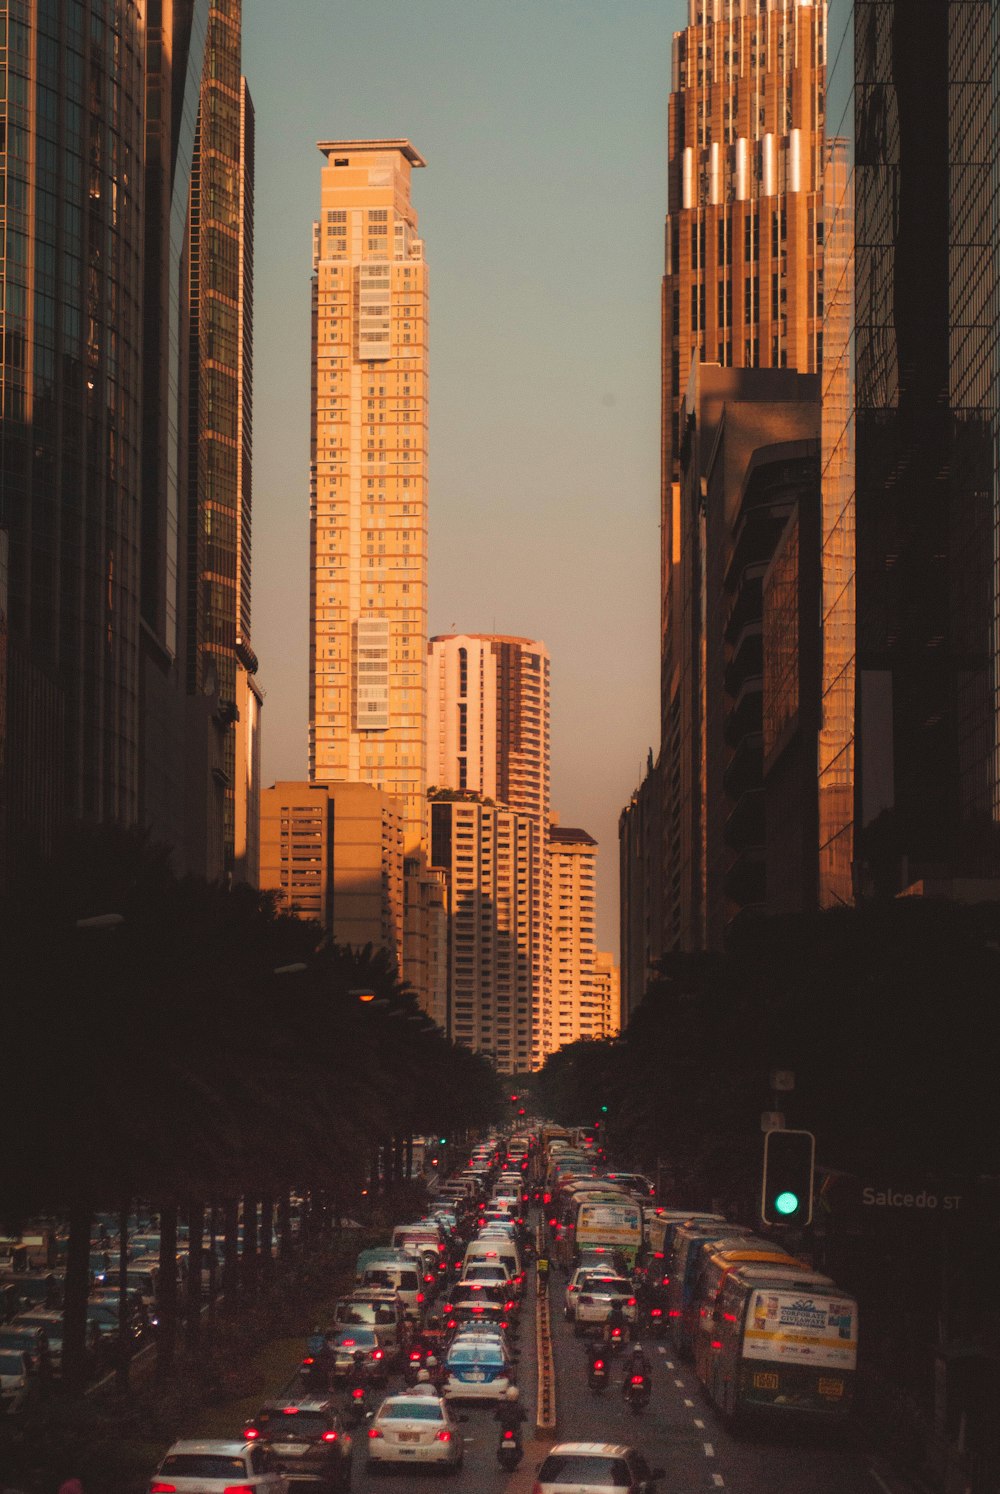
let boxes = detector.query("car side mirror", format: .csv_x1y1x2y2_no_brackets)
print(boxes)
365,1410,375,1420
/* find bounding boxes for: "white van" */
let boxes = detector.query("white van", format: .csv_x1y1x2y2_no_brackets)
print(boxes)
464,1238,523,1294
361,1257,425,1322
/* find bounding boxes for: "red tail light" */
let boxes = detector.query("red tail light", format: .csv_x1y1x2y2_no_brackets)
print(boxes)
650,1308,663,1318
500,1320,509,1329
627,1297,637,1307
669,1309,681,1317
631,1374,645,1385
368,1427,383,1439
301,1356,315,1365
322,1431,339,1442
372,1349,383,1360
711,1340,723,1350
446,1319,457,1329
502,1430,516,1441
351,1387,365,1400
593,1359,605,1370
416,1292,425,1303
410,1351,422,1362
505,1301,514,1311
425,1274,435,1284
548,1219,557,1228
223,1486,255,1494
443,1304,453,1314
435,1430,452,1442
150,1484,176,1492
283,1406,299,1415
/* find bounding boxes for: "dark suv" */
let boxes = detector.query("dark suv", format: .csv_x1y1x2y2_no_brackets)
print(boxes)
246,1396,353,1491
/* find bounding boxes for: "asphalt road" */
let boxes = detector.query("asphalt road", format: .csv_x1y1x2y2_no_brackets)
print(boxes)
547,1268,885,1494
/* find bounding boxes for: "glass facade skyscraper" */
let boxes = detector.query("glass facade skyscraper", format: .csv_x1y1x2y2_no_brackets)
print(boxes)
1,0,147,834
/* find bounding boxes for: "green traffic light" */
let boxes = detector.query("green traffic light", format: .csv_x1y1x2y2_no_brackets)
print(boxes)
439,1138,447,1145
600,1105,608,1113
775,1190,799,1216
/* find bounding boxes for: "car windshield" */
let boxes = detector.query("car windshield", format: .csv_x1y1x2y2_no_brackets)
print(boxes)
466,1266,505,1278
448,1345,503,1365
160,1455,248,1478
0,1353,25,1373
257,1410,329,1439
539,1453,633,1485
453,1285,503,1302
339,1305,376,1323
380,1401,444,1421
583,1278,631,1294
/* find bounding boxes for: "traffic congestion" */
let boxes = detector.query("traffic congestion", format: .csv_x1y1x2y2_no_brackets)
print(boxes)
2,1123,893,1494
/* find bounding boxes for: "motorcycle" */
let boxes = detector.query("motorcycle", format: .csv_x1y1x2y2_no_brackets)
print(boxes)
645,1303,668,1337
603,1323,626,1354
344,1384,369,1428
404,1345,430,1386
299,1353,329,1391
497,1429,523,1471
623,1373,652,1415
587,1353,610,1393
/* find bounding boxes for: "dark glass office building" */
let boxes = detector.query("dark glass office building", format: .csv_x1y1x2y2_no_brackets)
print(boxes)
853,0,1000,892
1,0,146,859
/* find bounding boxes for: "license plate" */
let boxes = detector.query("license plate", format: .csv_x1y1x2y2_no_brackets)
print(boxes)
753,1371,779,1390
467,1371,485,1382
398,1432,419,1442
819,1377,844,1397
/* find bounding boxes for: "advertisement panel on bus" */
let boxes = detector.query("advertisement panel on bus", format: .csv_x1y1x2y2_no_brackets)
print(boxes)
743,1288,857,1370
575,1202,643,1265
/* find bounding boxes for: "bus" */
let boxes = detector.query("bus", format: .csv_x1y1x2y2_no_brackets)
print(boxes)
691,1250,820,1381
575,1199,644,1268
666,1222,758,1352
701,1264,858,1427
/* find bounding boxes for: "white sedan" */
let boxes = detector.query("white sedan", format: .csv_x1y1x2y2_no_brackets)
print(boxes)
149,1440,283,1494
366,1387,465,1473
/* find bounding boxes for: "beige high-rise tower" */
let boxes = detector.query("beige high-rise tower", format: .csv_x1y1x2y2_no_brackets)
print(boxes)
309,140,428,856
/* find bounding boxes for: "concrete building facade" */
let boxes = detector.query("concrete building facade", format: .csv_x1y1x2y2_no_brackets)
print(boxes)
592,951,622,1040
309,140,428,859
429,794,535,1074
428,634,550,1064
548,821,598,1052
659,0,827,952
259,779,404,966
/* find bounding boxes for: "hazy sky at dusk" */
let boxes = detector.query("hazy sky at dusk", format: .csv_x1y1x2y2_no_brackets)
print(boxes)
244,0,687,952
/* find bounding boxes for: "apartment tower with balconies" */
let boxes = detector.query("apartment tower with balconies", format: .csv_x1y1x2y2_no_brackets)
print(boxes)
309,140,428,858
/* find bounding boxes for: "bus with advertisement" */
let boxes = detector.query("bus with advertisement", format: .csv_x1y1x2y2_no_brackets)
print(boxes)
700,1264,859,1427
574,1199,644,1268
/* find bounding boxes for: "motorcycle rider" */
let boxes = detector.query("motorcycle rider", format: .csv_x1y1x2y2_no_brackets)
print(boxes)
494,1385,526,1439
623,1342,652,1391
603,1298,627,1347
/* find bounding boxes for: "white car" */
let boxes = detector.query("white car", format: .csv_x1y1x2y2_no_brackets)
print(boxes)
366,1388,465,1472
572,1276,638,1334
535,1442,664,1493
149,1440,283,1494
0,1350,31,1415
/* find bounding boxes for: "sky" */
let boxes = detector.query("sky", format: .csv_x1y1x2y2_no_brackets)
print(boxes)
244,0,688,954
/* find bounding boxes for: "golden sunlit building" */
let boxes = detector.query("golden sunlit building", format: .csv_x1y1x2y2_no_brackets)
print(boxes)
548,818,599,1054
309,139,428,858
259,780,404,966
592,952,622,1040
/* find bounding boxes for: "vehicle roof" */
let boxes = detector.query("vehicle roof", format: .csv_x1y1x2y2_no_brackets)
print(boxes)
257,1396,336,1413
546,1442,634,1457
164,1440,254,1455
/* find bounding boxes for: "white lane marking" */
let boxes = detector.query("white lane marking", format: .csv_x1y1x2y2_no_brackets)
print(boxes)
683,1398,694,1407
674,1377,685,1387
656,1346,667,1355
869,1473,895,1494
665,1360,675,1369
712,1475,725,1487
704,1442,715,1457
694,1418,705,1428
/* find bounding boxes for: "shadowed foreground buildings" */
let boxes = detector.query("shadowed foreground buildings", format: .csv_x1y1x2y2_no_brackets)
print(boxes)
0,0,260,888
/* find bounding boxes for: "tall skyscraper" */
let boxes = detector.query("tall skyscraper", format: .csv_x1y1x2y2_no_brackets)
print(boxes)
655,0,827,951
428,634,550,1064
1,0,148,851
309,140,428,858
188,1,257,879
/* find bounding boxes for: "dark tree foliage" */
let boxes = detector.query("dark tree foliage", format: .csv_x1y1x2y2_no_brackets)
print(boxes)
535,900,1000,1203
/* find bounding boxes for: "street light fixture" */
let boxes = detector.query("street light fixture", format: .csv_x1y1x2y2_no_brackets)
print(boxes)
274,962,309,976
